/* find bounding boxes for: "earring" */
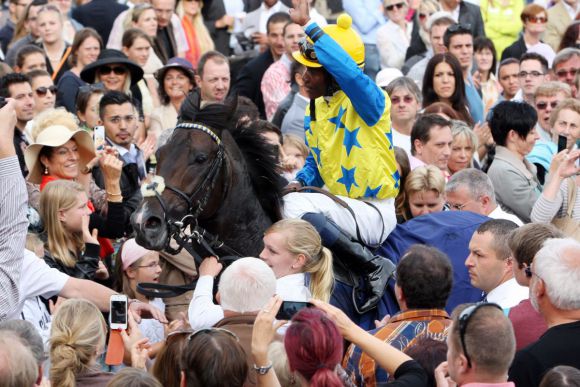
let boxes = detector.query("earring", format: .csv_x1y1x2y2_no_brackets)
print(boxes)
44,166,48,174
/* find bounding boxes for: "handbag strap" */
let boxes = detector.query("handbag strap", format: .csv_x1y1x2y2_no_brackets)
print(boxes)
565,177,577,218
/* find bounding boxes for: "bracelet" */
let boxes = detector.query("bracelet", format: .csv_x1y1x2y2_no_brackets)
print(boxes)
107,191,122,196
253,361,273,375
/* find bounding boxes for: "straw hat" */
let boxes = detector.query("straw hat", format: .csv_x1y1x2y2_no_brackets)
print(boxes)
24,125,96,184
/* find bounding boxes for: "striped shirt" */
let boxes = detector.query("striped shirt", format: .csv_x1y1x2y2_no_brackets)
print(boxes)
0,155,28,321
531,177,580,223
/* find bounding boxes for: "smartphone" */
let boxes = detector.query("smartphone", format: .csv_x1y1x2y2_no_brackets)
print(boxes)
93,125,106,151
275,301,313,320
109,295,128,330
558,135,568,153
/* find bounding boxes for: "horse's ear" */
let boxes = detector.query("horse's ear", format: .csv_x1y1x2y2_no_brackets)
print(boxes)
178,89,202,123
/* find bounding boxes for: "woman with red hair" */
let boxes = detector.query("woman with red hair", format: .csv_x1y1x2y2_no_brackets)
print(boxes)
251,296,428,386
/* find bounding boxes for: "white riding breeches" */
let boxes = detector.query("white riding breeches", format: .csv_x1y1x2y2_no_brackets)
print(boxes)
282,192,397,246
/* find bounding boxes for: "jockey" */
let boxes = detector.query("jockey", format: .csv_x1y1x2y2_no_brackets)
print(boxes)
284,0,400,313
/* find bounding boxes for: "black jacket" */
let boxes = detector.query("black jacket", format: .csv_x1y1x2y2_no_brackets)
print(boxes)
92,157,143,235
43,243,100,280
231,49,274,119
501,35,527,61
72,0,128,45
459,1,486,39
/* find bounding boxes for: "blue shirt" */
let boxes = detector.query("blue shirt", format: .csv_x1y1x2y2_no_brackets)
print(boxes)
342,0,385,45
465,74,484,124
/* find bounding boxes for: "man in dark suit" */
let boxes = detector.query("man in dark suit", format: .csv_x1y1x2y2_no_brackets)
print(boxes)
71,0,127,45
231,11,290,119
439,0,485,39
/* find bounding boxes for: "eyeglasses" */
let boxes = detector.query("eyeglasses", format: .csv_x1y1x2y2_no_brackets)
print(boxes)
390,95,415,104
298,39,318,64
556,68,579,78
98,65,128,75
535,101,558,110
135,261,161,269
187,328,240,343
447,23,472,33
458,302,502,368
446,200,473,211
524,265,543,280
385,2,405,11
527,16,547,24
35,85,57,96
106,115,136,124
518,70,544,79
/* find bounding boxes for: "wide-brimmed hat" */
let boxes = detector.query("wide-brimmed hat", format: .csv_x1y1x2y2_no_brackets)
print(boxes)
155,57,195,83
80,49,144,87
25,126,96,184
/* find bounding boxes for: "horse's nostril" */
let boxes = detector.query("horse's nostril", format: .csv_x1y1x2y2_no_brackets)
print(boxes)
144,216,162,230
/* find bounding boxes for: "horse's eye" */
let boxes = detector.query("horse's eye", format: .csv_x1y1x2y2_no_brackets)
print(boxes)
194,154,208,164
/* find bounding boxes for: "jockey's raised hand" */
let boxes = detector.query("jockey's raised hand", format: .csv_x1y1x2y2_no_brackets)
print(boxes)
290,0,310,26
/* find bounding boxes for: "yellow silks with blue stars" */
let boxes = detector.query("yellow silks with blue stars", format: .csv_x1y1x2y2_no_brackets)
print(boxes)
305,89,400,200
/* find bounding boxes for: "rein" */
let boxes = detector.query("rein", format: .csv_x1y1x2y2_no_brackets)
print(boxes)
138,122,242,298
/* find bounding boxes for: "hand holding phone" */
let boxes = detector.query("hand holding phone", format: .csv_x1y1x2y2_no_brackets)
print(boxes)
109,295,128,330
275,301,313,320
558,135,568,153
93,125,106,151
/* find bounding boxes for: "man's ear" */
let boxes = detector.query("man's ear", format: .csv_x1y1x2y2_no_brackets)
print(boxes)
413,139,423,156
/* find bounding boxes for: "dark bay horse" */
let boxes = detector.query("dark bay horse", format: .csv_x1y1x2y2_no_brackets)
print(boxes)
131,92,283,260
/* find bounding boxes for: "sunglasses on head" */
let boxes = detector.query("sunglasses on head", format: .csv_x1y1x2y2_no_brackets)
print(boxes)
98,65,128,75
386,2,405,11
447,23,472,33
536,101,558,110
458,303,502,368
299,39,318,63
35,85,57,96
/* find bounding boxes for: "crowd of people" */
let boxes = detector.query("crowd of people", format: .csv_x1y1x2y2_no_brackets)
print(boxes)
0,0,580,385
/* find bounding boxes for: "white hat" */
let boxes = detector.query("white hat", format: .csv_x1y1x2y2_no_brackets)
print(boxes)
375,68,404,88
24,125,96,184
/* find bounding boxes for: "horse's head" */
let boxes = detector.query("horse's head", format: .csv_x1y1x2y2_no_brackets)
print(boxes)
131,91,237,250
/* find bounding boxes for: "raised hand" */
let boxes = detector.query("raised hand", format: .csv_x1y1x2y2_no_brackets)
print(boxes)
290,0,310,26
82,214,99,245
199,256,223,278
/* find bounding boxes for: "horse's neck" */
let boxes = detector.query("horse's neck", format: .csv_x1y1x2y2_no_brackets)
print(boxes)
201,168,272,257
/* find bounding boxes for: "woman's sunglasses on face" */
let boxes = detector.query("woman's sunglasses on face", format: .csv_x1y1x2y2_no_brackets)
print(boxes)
98,65,128,75
35,85,57,96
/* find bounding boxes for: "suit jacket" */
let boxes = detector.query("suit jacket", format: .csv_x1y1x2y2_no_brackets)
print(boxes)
544,1,571,51
459,1,486,39
72,0,127,45
501,35,527,61
232,49,274,119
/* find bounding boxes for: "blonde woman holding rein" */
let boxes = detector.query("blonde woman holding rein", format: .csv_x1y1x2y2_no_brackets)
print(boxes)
187,219,334,329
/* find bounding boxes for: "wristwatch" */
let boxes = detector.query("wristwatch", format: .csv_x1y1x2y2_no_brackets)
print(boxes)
253,361,273,375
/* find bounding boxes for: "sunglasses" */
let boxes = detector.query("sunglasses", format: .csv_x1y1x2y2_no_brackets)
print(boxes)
527,16,547,24
458,303,502,368
98,65,128,75
298,39,318,63
556,68,579,78
535,101,559,110
35,85,57,96
419,12,434,20
386,2,405,11
391,95,415,104
447,23,472,33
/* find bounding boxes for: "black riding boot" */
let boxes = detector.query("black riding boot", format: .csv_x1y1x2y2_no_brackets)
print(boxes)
302,212,396,314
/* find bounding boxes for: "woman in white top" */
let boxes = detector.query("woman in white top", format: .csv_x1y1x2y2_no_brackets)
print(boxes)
188,219,334,329
376,0,413,70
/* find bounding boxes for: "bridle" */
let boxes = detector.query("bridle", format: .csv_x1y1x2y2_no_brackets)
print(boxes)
144,122,239,262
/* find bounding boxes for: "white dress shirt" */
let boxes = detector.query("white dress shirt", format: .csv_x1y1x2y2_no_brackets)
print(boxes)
486,278,529,309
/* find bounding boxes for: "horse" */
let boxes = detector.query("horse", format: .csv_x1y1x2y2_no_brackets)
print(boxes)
131,91,283,263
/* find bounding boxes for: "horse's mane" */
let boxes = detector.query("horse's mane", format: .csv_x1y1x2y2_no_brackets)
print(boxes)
230,123,283,223
179,91,283,223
